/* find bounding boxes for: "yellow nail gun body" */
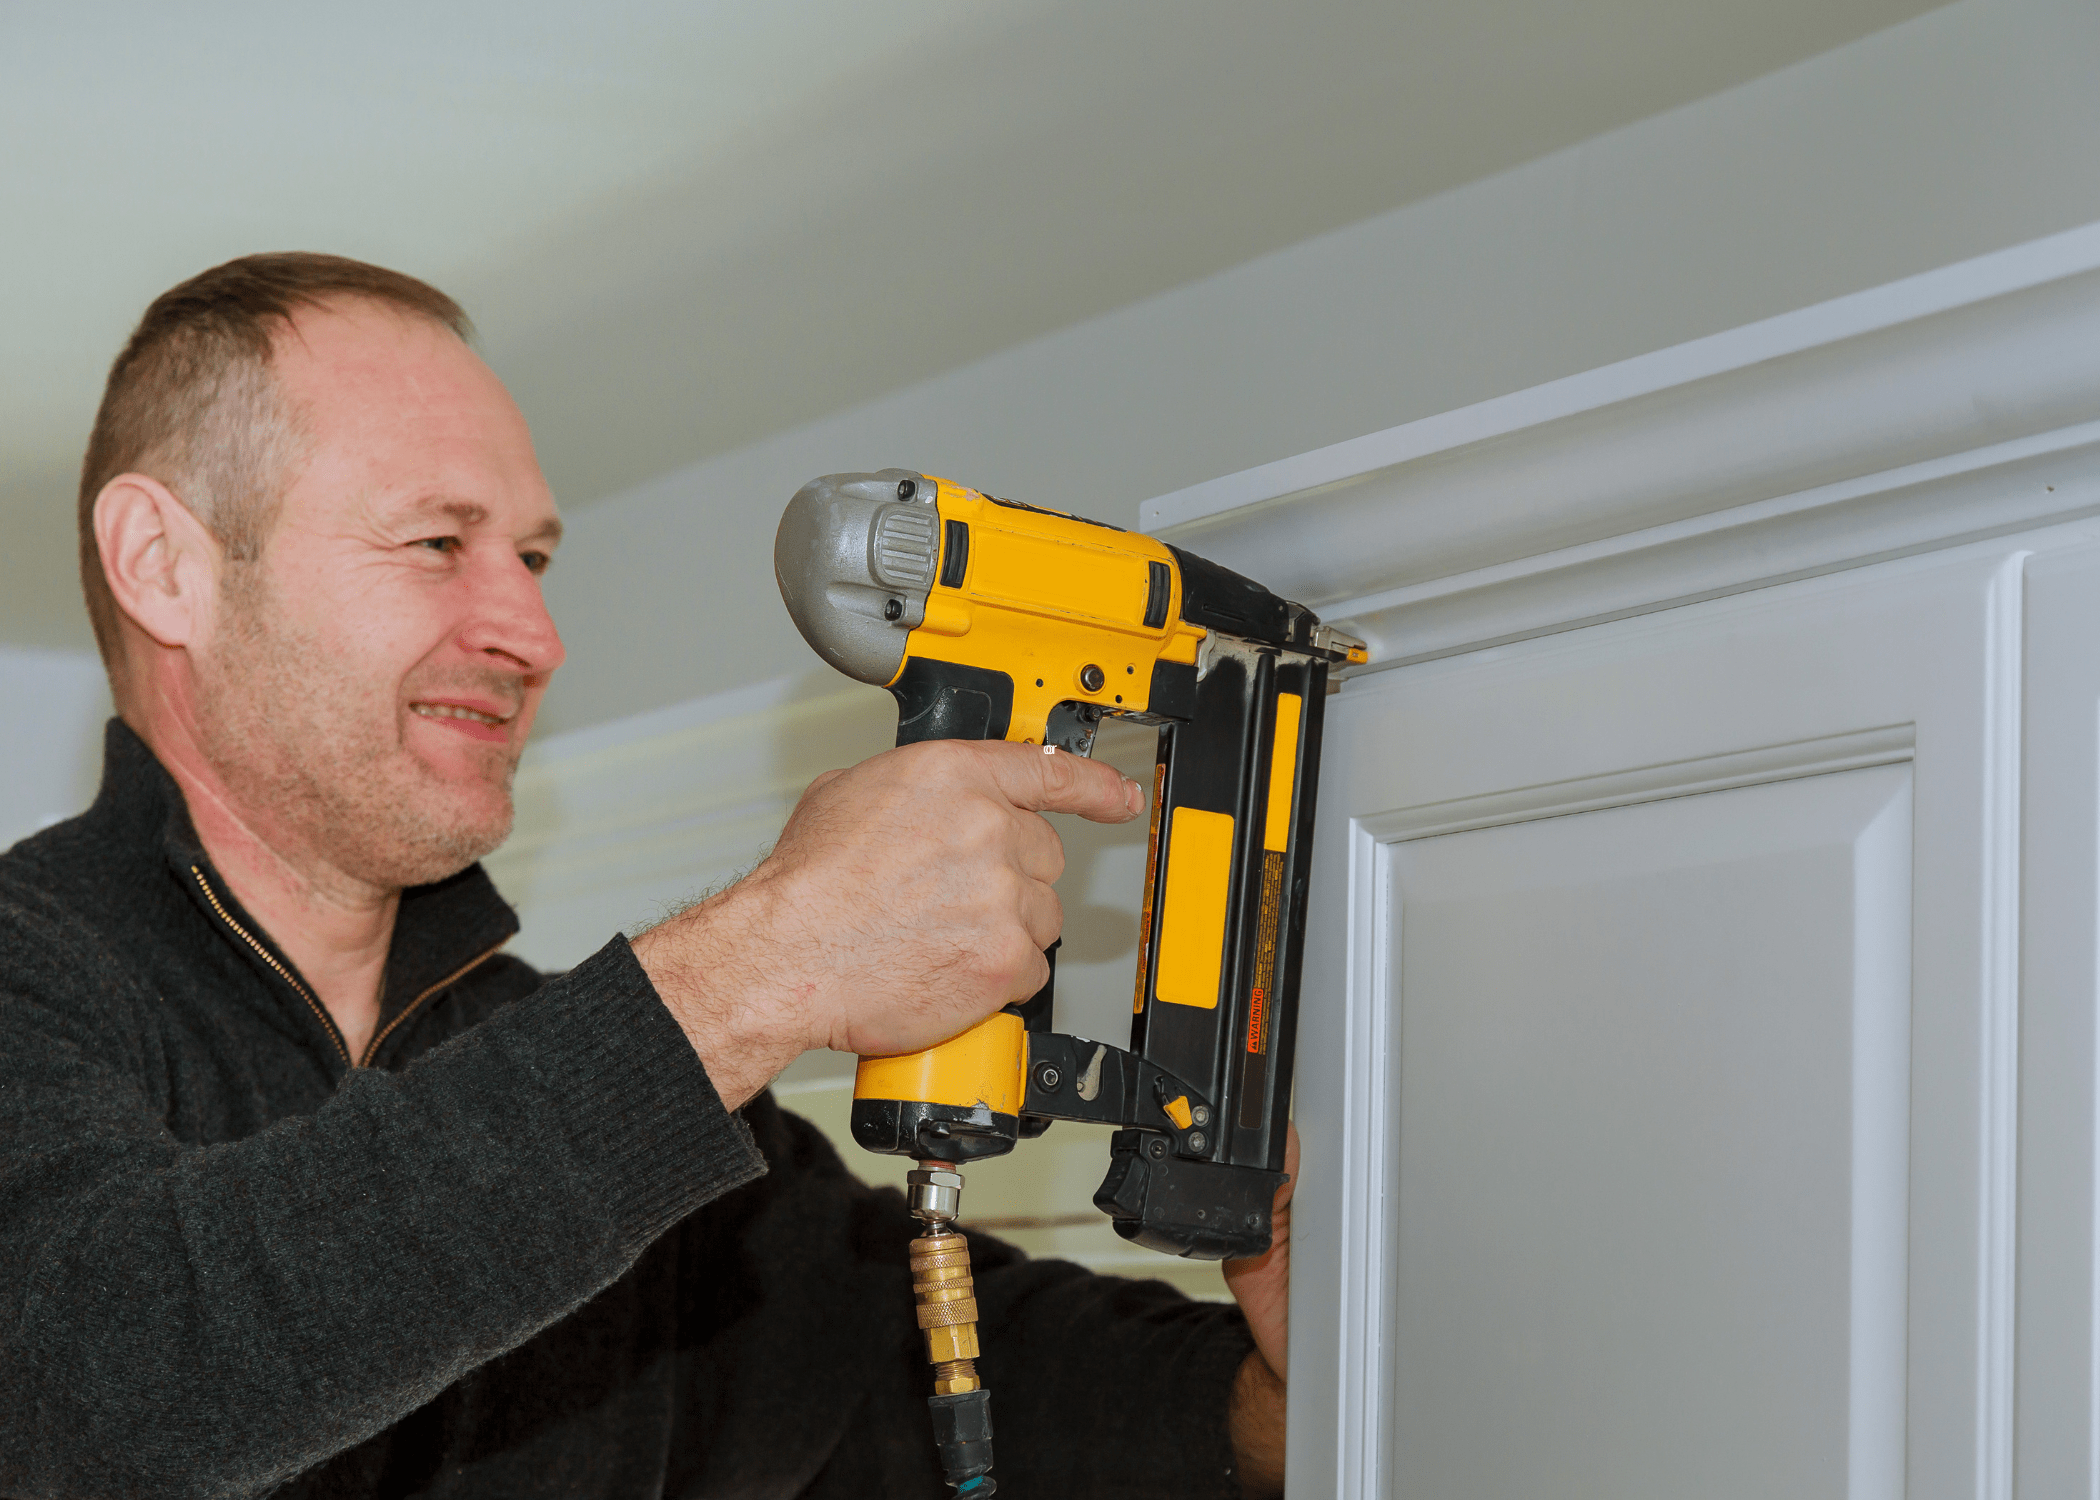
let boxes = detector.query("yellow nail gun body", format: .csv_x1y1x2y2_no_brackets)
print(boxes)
777,470,1361,1262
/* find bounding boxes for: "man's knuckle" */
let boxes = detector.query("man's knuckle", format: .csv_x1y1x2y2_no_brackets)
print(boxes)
999,867,1038,915
956,798,1004,847
905,738,962,779
999,928,1041,979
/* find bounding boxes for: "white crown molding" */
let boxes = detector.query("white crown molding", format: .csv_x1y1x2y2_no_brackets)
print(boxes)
1143,221,2100,671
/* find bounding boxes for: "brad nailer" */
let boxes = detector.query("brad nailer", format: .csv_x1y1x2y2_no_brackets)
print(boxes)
775,471,1363,1496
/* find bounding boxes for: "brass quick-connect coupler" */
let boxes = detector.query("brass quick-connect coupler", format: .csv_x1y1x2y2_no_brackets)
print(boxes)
911,1230,982,1394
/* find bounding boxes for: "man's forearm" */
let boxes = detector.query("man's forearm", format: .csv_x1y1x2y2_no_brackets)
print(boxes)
1229,1350,1286,1497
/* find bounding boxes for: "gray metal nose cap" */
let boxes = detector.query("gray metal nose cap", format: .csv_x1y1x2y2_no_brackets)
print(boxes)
775,469,938,686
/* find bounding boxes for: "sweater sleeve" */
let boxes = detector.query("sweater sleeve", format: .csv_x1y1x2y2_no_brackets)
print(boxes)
0,911,765,1500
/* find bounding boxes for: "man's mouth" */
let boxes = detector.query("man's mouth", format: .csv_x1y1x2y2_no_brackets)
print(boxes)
412,703,510,727
409,700,517,743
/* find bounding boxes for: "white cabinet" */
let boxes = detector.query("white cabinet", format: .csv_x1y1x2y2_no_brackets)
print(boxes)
1142,225,2100,1496
1319,555,2012,1499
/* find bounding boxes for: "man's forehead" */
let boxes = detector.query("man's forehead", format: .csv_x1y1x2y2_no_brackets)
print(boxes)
269,300,558,529
272,299,494,411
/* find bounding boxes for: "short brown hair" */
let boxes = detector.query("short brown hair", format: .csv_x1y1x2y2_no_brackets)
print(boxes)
77,252,473,670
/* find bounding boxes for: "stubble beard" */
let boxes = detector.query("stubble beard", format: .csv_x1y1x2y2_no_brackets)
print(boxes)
195,570,521,892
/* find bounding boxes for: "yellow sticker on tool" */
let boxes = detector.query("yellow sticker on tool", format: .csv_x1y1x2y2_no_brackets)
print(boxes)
1155,807,1234,1009
1264,692,1302,853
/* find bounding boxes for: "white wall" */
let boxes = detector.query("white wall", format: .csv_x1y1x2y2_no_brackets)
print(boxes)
534,0,2100,738
0,648,110,849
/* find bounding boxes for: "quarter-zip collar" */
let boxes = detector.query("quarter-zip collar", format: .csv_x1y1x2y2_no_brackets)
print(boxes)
92,719,520,1071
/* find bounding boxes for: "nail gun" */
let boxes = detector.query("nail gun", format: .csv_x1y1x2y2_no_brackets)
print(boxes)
774,470,1362,1495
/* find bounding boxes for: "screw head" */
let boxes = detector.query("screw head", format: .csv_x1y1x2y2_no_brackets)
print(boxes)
1037,1064,1062,1091
1079,663,1106,693
1146,1137,1168,1160
1191,1105,1210,1127
883,597,903,621
897,478,917,501
1187,1131,1208,1153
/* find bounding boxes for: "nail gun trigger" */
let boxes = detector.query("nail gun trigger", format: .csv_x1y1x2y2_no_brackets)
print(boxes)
1044,701,1104,756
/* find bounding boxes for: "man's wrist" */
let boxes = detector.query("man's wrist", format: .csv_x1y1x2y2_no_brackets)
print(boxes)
1229,1348,1286,1499
628,876,808,1110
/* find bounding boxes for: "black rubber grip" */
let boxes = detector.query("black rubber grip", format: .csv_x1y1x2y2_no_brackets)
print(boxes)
890,659,1014,744
1143,559,1171,629
1165,543,1292,643
940,519,970,589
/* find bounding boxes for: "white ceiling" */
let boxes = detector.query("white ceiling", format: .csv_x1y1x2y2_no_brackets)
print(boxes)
0,0,1941,648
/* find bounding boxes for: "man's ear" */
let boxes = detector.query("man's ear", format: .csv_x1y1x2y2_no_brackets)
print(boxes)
93,474,222,649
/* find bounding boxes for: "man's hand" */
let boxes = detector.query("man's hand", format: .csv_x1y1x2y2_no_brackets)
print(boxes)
630,739,1144,1108
1224,1124,1296,1498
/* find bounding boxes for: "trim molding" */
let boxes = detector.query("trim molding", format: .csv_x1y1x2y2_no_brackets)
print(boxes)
1977,554,2025,1500
1140,221,2100,675
1334,812,1395,1500
1361,723,1916,844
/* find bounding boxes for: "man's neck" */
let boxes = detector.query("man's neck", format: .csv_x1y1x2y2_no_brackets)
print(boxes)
134,708,401,1064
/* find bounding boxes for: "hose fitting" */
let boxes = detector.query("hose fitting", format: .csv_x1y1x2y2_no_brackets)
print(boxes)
909,1167,996,1494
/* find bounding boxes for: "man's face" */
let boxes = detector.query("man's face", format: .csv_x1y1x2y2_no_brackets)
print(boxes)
190,302,565,890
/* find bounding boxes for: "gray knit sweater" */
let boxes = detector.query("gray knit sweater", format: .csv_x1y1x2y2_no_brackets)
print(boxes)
0,723,1254,1498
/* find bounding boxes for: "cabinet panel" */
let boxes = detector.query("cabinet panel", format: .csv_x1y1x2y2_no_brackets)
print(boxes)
1388,767,1910,1499
1288,549,2024,1499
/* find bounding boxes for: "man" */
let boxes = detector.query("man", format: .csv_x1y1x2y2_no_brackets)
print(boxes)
0,254,1289,1497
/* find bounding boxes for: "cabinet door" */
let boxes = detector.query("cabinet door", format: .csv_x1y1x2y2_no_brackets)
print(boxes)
1290,548,2025,1499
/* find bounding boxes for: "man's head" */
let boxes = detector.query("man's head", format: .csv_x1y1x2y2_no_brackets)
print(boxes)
83,254,566,891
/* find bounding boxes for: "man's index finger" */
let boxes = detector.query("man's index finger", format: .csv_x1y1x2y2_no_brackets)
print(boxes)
977,740,1143,823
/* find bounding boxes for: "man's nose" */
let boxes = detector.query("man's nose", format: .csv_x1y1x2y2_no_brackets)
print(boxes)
459,548,567,676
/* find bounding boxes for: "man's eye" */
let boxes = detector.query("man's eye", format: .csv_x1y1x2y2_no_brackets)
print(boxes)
415,536,461,555
520,550,551,576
